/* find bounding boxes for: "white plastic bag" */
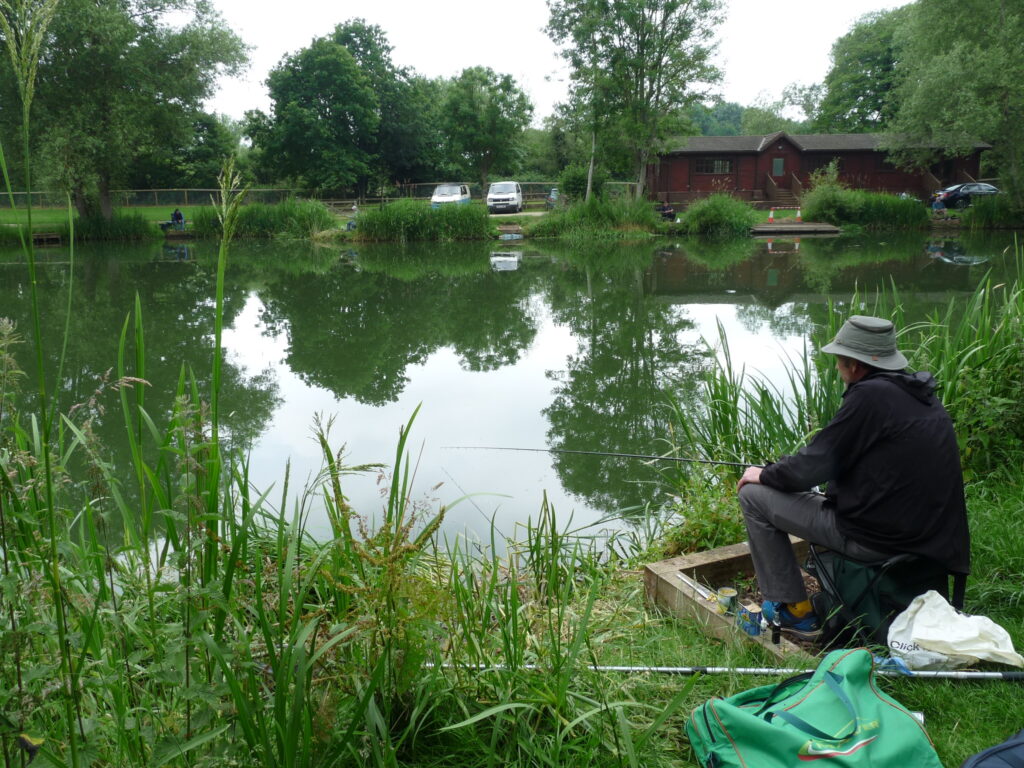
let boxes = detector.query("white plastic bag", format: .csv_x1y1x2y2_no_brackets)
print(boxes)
888,590,1024,670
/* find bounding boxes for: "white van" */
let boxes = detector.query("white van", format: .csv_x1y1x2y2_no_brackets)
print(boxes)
486,181,523,214
431,183,471,208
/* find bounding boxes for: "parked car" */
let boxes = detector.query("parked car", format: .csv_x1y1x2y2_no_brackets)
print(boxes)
431,183,471,208
932,182,1000,209
544,187,560,209
486,181,523,213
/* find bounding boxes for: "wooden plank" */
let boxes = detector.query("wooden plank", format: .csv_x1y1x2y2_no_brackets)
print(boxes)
644,537,813,662
751,223,841,235
32,232,61,246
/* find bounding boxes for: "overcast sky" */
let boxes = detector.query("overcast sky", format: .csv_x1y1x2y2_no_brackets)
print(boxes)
205,0,911,124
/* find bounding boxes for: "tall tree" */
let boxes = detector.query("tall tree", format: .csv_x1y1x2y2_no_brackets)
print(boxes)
330,20,445,191
441,66,533,188
740,96,808,136
885,0,1024,207
813,7,910,133
14,0,246,218
547,0,722,198
248,36,379,193
690,101,743,136
128,112,242,189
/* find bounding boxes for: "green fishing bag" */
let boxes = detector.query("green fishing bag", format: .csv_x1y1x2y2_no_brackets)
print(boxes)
685,648,942,768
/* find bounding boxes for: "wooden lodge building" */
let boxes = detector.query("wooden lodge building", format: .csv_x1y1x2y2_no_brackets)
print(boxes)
646,132,988,207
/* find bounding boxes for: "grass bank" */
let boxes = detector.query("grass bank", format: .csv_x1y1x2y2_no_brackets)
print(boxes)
0,200,341,242
3,201,1023,767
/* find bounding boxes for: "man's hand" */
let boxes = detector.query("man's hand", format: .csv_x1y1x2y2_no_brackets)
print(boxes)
737,466,762,492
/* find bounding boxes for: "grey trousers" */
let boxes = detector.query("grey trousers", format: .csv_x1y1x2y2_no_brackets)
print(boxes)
738,483,890,603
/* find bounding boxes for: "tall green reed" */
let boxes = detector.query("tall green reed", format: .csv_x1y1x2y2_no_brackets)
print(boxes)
0,2,81,765
356,198,492,243
526,195,661,240
436,501,693,767
189,197,336,239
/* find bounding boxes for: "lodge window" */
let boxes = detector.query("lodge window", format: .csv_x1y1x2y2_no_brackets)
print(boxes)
694,157,733,174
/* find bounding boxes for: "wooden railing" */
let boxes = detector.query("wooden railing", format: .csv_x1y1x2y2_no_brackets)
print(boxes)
790,172,804,199
923,171,943,197
765,174,780,202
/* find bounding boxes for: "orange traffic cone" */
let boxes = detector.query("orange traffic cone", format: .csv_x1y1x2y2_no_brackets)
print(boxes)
766,238,773,251
768,208,775,223
795,208,802,222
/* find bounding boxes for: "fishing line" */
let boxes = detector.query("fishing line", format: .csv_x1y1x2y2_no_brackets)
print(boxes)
440,465,492,520
442,445,759,468
428,661,1024,681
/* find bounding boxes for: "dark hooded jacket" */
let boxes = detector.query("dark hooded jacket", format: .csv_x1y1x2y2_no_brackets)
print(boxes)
759,370,970,575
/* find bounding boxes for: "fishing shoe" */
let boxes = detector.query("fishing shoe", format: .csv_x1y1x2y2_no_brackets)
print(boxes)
762,601,821,640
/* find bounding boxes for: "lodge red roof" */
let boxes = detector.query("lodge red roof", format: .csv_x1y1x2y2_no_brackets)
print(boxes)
663,132,990,154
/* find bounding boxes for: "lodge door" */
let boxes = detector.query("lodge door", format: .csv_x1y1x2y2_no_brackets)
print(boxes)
771,156,787,187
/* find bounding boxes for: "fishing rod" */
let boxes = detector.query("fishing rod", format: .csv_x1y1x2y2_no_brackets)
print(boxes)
442,445,760,469
428,662,1024,682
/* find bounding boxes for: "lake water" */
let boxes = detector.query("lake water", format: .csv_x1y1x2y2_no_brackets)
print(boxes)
2,230,1017,546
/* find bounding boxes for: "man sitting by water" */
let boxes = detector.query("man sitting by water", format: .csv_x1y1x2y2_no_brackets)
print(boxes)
735,315,970,637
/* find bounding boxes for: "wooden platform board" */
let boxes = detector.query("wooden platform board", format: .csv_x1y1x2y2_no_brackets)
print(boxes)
32,232,61,246
644,538,815,663
751,222,841,235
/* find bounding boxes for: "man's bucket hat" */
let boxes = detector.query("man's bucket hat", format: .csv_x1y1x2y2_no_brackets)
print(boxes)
821,315,908,371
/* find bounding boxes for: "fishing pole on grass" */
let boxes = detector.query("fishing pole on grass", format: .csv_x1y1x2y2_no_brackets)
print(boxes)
428,662,1024,681
442,446,761,469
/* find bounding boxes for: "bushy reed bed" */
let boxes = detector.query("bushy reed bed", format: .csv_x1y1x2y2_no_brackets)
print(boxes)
961,195,1024,230
190,197,338,239
800,184,929,230
526,195,661,240
355,198,493,242
676,193,758,237
62,211,158,241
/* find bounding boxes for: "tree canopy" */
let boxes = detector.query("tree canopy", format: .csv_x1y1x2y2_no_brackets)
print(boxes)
440,67,533,188
813,7,910,133
248,34,379,193
547,0,722,197
884,0,1024,207
2,0,247,217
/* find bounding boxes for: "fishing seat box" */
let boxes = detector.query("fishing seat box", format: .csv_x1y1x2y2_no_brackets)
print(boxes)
644,537,814,662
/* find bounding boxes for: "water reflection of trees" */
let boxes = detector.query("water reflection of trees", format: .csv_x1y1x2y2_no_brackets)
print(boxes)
257,243,542,403
541,244,706,516
0,248,281,497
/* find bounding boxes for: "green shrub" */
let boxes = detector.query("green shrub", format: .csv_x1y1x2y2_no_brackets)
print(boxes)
559,163,608,200
961,194,1024,229
355,198,492,242
65,211,158,241
678,193,758,237
190,198,337,239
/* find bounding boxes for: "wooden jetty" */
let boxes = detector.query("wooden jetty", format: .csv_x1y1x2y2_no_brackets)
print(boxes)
751,222,840,235
32,232,62,246
644,537,813,662
164,229,194,241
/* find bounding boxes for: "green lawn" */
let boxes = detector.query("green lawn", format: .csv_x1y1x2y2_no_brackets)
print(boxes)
0,204,216,228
